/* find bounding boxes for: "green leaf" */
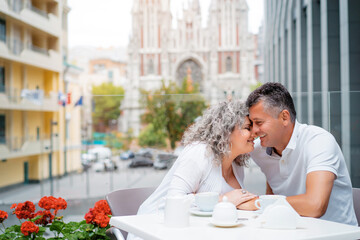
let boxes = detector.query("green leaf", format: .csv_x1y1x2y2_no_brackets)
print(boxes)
49,220,65,233
30,215,42,222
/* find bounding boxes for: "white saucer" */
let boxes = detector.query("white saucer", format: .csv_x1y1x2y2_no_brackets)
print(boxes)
210,219,241,228
189,207,213,216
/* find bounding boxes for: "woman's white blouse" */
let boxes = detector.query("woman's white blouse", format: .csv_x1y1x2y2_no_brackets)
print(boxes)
137,143,245,215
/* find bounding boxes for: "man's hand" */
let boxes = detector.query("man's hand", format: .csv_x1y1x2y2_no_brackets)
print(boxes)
236,197,259,211
286,171,335,218
221,189,257,207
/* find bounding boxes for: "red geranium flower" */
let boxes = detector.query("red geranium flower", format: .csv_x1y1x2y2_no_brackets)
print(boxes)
38,196,67,215
93,212,110,228
54,197,67,215
0,210,8,223
20,221,39,236
84,200,112,228
94,200,111,215
38,196,56,210
32,210,54,226
12,201,36,220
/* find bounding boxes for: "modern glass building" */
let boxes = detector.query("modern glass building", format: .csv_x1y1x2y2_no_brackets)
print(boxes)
263,0,360,186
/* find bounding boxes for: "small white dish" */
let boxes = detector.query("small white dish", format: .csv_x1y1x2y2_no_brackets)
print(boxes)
189,207,213,216
210,219,241,228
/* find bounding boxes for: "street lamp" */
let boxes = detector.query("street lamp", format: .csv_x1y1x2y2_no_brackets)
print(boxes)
49,120,58,196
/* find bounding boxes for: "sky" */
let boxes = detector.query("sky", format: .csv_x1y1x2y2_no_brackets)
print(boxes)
68,0,264,48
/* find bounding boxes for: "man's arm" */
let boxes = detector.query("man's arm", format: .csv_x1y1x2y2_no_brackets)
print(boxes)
266,181,274,195
286,171,335,218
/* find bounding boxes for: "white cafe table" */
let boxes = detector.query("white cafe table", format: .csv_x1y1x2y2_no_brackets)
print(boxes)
110,210,360,240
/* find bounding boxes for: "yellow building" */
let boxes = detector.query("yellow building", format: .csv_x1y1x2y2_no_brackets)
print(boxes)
0,0,81,189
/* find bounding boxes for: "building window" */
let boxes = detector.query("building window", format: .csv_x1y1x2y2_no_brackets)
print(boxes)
0,19,5,43
0,66,4,93
148,59,154,74
108,70,113,80
226,56,232,72
0,115,5,144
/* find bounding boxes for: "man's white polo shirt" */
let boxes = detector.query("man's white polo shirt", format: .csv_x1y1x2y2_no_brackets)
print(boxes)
250,120,358,226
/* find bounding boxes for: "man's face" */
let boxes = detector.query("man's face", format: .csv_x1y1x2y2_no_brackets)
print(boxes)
249,101,285,148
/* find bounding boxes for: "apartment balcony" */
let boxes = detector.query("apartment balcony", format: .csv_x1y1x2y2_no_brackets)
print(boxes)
0,135,60,160
0,35,62,72
0,87,59,112
0,0,61,37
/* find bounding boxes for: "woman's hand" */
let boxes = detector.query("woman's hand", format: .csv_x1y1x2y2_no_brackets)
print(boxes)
221,189,257,206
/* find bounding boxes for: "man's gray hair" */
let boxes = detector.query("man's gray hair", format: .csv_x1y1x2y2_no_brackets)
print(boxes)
182,100,249,166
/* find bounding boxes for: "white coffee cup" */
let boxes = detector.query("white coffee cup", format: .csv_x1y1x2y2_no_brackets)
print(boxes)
255,195,286,212
164,195,192,228
195,192,219,212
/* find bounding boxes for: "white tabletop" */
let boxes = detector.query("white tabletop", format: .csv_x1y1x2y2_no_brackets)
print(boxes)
110,210,360,240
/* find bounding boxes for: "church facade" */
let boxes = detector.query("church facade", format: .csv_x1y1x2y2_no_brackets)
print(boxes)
122,0,256,135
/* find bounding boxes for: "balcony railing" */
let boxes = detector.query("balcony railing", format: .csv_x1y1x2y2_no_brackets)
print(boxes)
0,136,25,152
0,87,59,111
28,4,49,19
28,43,49,56
0,34,51,56
6,0,49,19
0,134,60,156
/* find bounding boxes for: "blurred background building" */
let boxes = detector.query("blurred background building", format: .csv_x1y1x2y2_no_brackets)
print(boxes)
263,0,360,187
123,0,257,136
0,0,82,189
68,46,127,145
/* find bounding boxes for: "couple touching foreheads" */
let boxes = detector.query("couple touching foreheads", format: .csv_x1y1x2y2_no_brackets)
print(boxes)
136,83,357,227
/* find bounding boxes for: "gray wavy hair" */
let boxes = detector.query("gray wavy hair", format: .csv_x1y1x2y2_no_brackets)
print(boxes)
182,100,249,166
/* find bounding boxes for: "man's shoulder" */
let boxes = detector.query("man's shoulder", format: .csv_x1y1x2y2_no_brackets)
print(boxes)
297,122,334,141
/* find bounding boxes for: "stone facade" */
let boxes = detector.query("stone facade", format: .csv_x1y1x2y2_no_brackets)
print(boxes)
123,0,256,136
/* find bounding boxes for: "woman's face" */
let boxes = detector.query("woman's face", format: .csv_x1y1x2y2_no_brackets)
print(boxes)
229,116,255,155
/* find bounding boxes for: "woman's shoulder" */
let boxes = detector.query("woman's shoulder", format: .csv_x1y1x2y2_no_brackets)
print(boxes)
182,142,207,155
178,142,212,166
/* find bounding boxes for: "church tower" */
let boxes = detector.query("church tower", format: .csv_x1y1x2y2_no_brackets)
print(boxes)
208,0,255,101
123,0,172,135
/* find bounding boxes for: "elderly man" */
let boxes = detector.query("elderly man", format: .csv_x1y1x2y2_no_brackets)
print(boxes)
244,82,357,225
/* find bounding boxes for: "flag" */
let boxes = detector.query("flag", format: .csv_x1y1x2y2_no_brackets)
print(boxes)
58,91,66,106
67,92,71,104
74,96,83,107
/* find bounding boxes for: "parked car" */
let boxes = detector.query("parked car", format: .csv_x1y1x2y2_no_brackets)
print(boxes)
93,158,117,172
81,153,96,163
128,156,153,168
153,153,177,170
120,150,135,160
88,147,112,160
135,148,156,159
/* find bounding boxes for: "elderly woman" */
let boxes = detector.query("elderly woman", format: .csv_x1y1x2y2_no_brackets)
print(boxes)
136,100,257,217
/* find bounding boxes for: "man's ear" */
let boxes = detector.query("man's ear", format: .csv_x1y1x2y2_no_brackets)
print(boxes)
280,110,291,126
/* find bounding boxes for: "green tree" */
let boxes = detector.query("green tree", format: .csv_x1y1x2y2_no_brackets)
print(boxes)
92,83,124,132
140,79,207,149
138,124,167,148
250,81,262,92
